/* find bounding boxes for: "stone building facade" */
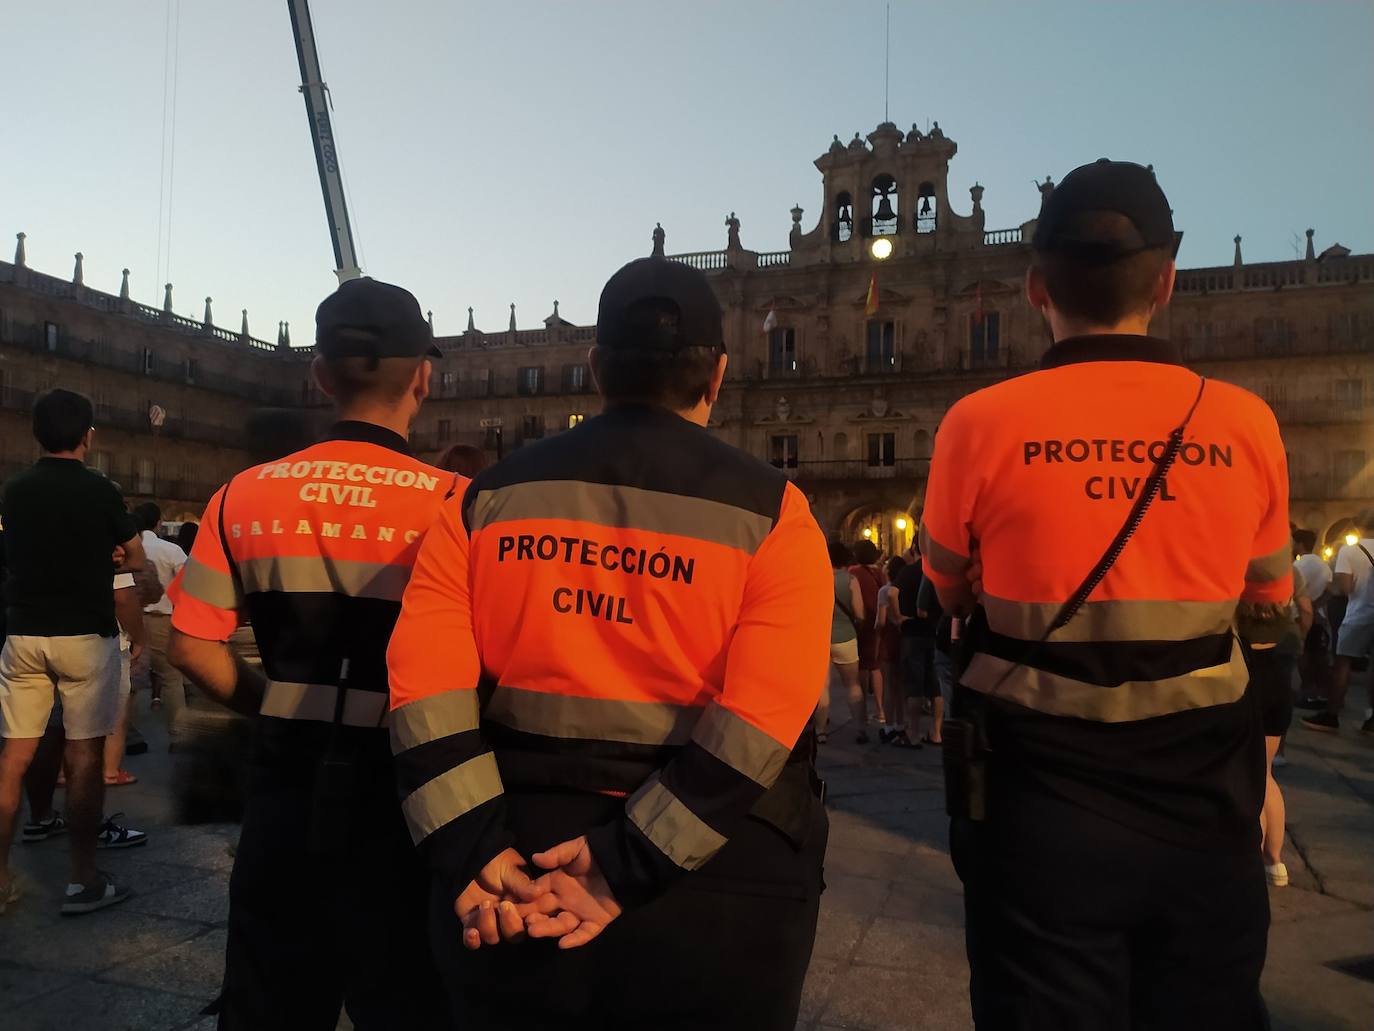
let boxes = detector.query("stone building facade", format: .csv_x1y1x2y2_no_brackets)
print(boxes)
0,241,313,522
415,122,1374,551
2,121,1371,543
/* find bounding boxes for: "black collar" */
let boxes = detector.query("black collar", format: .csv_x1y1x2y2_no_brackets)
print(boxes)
1040,334,1184,370
326,420,413,457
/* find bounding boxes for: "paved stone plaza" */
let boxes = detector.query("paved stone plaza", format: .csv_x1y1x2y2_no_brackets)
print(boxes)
1,685,1371,1031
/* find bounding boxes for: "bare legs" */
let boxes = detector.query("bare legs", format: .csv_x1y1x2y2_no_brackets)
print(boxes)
838,662,866,741
862,667,887,725
0,736,42,893
62,737,104,886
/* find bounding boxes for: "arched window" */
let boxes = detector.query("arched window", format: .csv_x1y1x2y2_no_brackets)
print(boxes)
915,182,937,234
833,431,849,460
833,192,854,243
871,175,898,236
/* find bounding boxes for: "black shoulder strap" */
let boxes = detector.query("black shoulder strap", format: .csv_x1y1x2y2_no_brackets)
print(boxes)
1049,376,1208,633
1358,543,1374,569
215,476,245,605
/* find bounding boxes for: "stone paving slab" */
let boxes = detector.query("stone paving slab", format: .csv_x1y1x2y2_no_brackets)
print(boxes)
1,695,1370,1029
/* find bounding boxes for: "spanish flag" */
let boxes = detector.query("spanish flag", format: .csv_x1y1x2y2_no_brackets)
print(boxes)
864,272,879,316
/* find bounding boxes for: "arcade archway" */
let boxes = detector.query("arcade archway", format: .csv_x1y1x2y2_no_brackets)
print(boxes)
839,504,916,558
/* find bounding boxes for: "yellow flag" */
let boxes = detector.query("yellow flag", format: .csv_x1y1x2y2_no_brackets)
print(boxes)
864,272,879,316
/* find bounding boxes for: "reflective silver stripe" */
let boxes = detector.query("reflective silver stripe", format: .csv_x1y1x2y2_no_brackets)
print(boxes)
468,481,775,555
626,777,727,871
485,685,698,746
259,680,389,728
982,595,1238,644
236,556,412,602
691,704,788,786
919,528,971,579
390,690,481,754
181,556,239,608
960,639,1248,723
1246,543,1293,584
401,752,503,844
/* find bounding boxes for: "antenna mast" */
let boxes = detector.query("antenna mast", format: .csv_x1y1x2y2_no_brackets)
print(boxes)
884,3,890,122
287,0,362,283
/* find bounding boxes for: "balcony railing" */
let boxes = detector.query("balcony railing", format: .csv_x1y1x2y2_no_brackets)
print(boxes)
1179,331,1373,362
0,320,296,405
1290,473,1374,501
0,385,246,449
670,251,730,271
756,251,792,268
983,228,1024,246
1265,399,1373,425
777,458,930,482
0,459,226,506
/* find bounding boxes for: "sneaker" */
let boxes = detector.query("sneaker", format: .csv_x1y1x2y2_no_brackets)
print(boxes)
1362,715,1374,736
1271,755,1290,769
1265,862,1289,888
60,872,130,915
1301,711,1339,733
1294,694,1328,711
96,814,148,850
21,813,69,843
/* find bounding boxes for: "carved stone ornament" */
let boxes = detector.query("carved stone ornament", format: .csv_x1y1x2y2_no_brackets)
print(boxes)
870,392,889,418
776,396,792,421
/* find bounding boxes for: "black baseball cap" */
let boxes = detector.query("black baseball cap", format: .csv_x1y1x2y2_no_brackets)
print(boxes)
1032,159,1180,260
315,277,441,360
596,257,725,353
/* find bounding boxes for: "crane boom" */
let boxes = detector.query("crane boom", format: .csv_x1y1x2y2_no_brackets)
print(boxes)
287,0,362,283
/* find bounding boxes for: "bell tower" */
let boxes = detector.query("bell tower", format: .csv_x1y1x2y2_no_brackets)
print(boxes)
792,120,985,265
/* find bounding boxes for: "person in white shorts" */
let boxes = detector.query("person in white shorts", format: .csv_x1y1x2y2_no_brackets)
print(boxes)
1303,510,1374,735
0,389,145,915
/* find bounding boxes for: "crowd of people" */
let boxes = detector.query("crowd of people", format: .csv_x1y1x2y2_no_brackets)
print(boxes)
822,537,951,748
0,158,1370,1031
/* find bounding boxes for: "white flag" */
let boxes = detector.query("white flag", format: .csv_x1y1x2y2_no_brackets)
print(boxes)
761,308,778,333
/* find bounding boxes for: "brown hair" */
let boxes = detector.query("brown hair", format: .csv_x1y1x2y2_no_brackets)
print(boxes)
316,355,425,406
1034,212,1171,325
437,443,488,478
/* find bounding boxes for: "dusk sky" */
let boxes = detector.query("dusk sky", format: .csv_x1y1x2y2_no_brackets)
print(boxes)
5,1,1372,342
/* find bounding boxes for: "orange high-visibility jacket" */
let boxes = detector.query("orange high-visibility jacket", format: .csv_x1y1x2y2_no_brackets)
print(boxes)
386,404,832,901
171,422,461,731
921,334,1292,846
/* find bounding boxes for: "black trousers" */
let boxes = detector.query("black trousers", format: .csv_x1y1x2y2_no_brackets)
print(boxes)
217,771,450,1031
431,790,828,1031
951,793,1270,1031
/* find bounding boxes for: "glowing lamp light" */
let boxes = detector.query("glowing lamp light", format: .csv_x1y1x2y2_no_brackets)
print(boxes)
870,237,893,260
1322,546,1335,560
1346,532,1361,547
895,517,909,531
862,527,874,540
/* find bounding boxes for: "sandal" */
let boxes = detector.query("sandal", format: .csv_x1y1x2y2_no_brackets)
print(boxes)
919,734,942,747
816,732,828,745
888,730,922,749
104,771,138,787
0,879,20,915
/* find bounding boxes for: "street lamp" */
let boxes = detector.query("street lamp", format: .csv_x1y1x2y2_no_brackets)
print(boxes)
895,516,908,531
870,237,893,260
862,527,874,540
1346,532,1360,547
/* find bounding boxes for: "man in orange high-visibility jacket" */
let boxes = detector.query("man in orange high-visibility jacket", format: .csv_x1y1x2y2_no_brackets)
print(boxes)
167,278,463,1031
387,256,833,1030
922,160,1291,1031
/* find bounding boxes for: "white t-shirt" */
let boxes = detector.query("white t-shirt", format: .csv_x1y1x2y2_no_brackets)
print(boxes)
1294,553,1333,602
141,530,188,616
1334,538,1374,622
